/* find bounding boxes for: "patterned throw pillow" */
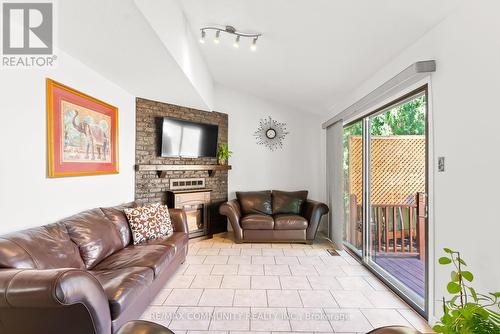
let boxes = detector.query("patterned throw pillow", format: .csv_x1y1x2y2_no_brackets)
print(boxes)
156,204,173,236
124,203,173,245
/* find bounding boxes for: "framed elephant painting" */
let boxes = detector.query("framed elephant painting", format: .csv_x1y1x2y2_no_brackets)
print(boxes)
46,79,119,177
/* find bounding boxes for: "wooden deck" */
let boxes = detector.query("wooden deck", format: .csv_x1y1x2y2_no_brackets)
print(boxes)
374,254,425,297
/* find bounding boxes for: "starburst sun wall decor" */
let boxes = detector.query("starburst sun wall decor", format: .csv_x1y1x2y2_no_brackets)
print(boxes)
254,116,289,151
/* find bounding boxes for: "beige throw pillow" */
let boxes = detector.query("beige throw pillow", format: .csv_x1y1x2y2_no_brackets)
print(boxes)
124,203,173,245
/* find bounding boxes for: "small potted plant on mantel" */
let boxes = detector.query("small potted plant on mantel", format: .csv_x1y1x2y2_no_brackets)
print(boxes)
433,248,500,333
217,143,232,165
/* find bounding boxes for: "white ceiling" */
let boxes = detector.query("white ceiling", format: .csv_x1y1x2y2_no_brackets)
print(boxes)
179,0,459,114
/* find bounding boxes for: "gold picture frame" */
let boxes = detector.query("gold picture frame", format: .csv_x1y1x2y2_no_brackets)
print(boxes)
46,78,119,177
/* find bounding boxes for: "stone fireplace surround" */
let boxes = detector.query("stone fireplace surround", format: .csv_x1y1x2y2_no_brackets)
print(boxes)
135,97,229,236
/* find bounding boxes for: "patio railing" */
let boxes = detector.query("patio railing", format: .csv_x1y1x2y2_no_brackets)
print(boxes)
348,192,426,260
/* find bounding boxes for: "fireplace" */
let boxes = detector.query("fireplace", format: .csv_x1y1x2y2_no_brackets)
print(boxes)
166,189,211,239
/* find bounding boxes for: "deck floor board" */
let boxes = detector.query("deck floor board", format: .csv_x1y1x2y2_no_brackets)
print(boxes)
374,255,425,297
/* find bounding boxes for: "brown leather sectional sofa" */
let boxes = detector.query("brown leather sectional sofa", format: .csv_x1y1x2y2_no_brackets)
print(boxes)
220,190,329,244
0,202,188,334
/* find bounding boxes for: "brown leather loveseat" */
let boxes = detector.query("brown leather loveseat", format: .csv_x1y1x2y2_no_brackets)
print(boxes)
0,202,188,334
220,190,328,244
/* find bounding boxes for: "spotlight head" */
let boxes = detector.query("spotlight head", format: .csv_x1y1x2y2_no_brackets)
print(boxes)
199,30,206,44
250,37,258,51
214,30,220,44
233,35,240,48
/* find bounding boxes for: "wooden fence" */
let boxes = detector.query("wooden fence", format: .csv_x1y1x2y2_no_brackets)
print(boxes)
348,135,425,206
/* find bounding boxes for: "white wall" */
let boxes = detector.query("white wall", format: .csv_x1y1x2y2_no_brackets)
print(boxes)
0,51,135,234
134,0,214,110
215,85,324,203
325,0,500,319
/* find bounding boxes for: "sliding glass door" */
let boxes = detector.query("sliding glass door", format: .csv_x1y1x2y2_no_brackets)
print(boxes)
342,87,428,313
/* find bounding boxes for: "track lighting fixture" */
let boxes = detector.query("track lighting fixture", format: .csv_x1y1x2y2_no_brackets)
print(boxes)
200,25,261,51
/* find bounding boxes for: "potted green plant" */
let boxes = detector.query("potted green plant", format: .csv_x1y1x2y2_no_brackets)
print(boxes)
217,143,232,165
433,248,500,333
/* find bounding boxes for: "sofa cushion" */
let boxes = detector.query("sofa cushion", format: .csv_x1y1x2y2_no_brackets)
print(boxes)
274,214,308,230
144,232,188,253
101,202,137,248
90,267,153,319
0,222,85,269
0,238,36,269
236,191,272,215
62,208,124,269
93,244,175,277
241,214,274,230
272,190,308,215
124,203,173,245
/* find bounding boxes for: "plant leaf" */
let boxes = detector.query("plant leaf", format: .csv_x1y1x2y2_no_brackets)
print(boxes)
469,287,478,302
433,324,443,333
439,257,452,265
447,282,462,294
451,271,459,282
449,295,459,306
476,307,489,318
443,248,454,254
461,271,474,282
457,258,467,266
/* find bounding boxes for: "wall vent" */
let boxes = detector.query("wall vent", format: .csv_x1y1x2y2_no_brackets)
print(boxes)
326,249,340,256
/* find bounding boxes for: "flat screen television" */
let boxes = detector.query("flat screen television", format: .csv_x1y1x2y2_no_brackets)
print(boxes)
160,117,218,158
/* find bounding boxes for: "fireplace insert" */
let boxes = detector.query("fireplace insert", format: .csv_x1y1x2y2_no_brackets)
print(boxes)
167,189,211,239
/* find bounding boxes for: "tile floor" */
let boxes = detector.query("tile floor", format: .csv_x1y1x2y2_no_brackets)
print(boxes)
141,234,433,334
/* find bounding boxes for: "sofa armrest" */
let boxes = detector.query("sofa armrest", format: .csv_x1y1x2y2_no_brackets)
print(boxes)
169,208,188,233
0,268,111,334
303,199,329,241
219,200,243,241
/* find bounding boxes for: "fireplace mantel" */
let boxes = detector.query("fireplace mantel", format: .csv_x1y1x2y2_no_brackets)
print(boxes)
135,164,232,178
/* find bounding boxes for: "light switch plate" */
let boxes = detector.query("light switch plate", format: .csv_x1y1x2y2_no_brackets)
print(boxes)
438,157,445,172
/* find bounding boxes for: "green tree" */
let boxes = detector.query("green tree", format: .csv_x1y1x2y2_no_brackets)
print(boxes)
371,95,426,136
342,95,426,140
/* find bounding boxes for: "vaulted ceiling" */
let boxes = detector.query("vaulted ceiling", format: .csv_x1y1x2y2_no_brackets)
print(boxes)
180,0,458,114
59,0,459,115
